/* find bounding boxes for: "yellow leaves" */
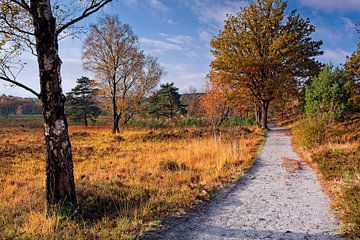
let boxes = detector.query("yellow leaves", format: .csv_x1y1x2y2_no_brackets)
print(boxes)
346,42,360,78
210,0,322,103
0,2,20,15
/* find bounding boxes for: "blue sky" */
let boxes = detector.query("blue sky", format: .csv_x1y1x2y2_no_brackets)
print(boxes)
1,0,359,97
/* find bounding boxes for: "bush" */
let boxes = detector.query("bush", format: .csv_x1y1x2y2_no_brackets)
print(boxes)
176,117,203,128
222,116,256,127
127,120,167,128
305,65,351,120
293,114,330,149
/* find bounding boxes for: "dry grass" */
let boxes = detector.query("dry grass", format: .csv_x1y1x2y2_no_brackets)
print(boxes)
0,119,263,239
292,118,360,239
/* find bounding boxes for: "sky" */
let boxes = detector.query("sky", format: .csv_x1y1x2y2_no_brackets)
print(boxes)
1,0,359,97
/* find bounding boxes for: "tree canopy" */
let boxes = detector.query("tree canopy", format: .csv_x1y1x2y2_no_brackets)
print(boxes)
345,42,360,111
82,16,164,133
210,0,323,129
305,65,351,120
148,83,187,120
66,76,102,126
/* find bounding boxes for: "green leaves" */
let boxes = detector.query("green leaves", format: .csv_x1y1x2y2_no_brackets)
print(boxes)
148,83,187,120
65,76,102,125
305,65,351,120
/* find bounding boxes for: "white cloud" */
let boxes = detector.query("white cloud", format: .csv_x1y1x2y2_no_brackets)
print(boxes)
122,0,168,11
299,0,360,11
340,17,356,31
140,33,196,54
163,63,207,92
318,48,350,65
139,37,182,53
167,19,176,25
198,30,211,43
146,0,167,11
159,33,193,44
184,0,247,27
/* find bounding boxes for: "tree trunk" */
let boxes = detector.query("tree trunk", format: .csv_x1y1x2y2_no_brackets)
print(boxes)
254,101,262,126
261,101,269,130
84,111,88,127
112,81,120,133
113,113,120,134
31,0,77,213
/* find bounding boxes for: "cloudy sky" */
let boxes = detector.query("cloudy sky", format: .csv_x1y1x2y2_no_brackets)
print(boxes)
1,0,359,97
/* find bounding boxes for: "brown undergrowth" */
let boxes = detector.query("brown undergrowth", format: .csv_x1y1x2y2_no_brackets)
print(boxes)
292,116,360,239
0,117,263,239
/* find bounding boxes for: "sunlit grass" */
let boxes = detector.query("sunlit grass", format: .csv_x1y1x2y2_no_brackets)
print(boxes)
292,118,360,239
0,123,263,239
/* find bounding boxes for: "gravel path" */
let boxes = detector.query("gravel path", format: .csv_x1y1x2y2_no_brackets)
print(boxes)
142,124,342,240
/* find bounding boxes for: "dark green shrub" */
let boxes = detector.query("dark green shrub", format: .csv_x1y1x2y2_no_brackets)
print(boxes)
305,65,351,120
176,117,203,128
222,116,256,127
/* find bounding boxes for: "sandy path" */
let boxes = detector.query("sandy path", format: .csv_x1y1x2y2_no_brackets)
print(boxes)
142,124,342,240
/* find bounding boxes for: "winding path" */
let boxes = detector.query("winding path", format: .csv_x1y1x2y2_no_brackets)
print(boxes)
142,124,342,240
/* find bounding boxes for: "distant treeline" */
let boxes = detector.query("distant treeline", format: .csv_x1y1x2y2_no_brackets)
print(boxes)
0,95,42,116
0,93,205,117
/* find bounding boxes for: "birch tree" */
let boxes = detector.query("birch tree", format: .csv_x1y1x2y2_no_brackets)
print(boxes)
0,0,111,213
82,16,164,133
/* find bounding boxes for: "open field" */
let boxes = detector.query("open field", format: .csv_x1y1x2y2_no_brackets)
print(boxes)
0,116,263,239
292,117,360,239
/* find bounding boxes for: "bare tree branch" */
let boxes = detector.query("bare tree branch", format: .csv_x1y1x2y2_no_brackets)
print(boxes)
0,76,40,98
56,0,112,36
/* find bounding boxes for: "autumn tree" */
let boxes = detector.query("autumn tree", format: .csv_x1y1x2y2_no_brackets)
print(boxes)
345,42,360,112
0,95,41,115
200,72,231,133
211,0,322,129
66,77,101,126
0,0,112,212
83,16,164,133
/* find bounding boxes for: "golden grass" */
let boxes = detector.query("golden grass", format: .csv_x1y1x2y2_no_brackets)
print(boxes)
292,118,360,239
0,124,263,239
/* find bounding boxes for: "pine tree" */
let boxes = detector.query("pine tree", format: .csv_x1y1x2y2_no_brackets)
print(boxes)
305,65,351,120
66,77,101,126
148,83,187,120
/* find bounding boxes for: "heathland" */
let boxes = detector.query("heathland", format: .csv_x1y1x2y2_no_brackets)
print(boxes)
0,116,263,239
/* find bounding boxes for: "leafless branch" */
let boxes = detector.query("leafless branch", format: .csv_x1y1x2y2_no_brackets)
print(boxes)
56,0,112,36
0,76,40,98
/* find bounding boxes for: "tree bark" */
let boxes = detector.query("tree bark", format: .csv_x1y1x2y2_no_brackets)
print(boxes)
84,111,88,127
31,0,77,213
113,113,120,134
254,101,262,126
111,78,120,134
261,101,270,130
